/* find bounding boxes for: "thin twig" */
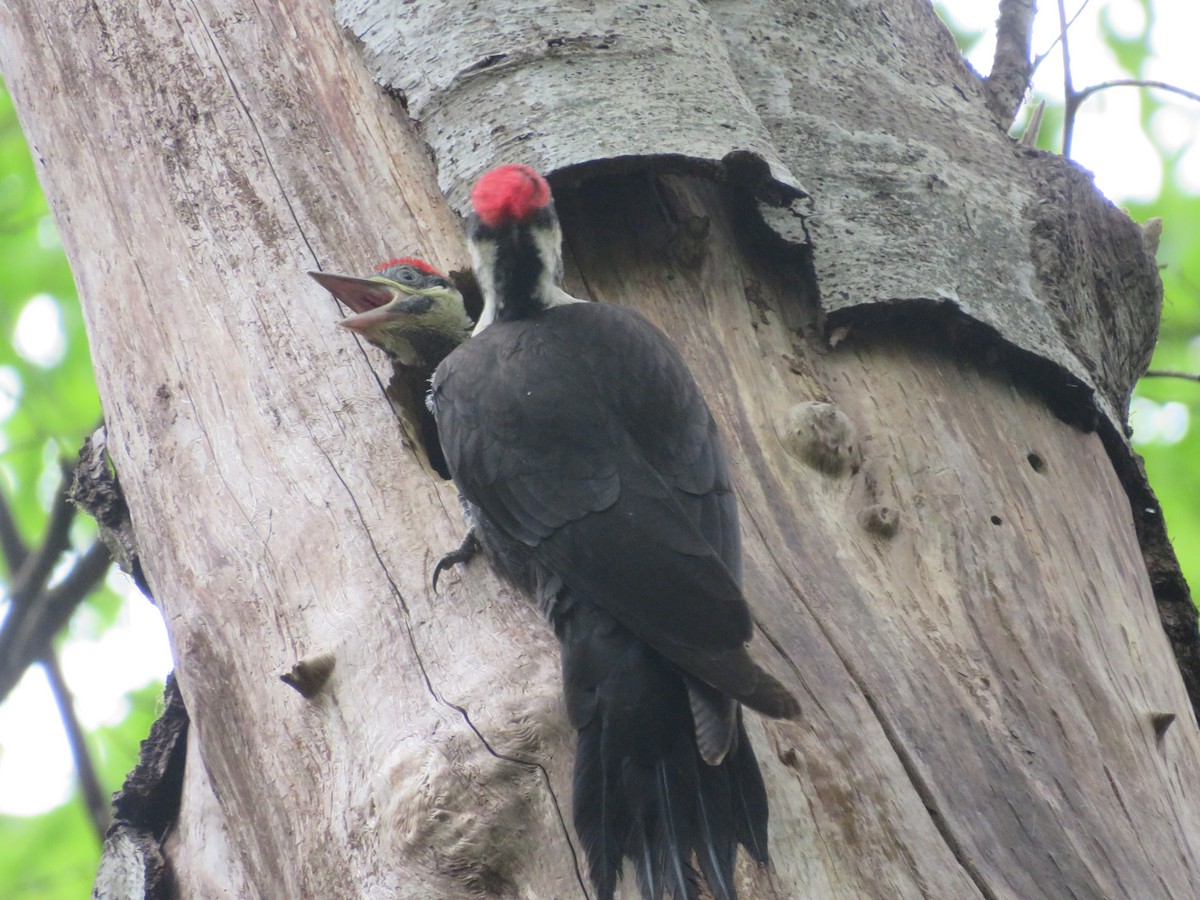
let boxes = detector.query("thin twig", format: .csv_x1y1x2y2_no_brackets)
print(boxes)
985,0,1037,127
1142,370,1200,384
1058,0,1078,156
0,541,112,703
1031,0,1092,76
1076,79,1200,107
0,466,80,704
42,650,111,839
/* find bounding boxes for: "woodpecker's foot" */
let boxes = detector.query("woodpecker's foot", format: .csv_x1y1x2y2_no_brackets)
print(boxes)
432,530,480,591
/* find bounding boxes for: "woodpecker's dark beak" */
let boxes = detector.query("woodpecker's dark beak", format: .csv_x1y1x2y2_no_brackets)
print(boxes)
308,271,401,314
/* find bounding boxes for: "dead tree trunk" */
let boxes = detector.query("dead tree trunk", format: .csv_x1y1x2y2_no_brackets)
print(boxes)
2,0,1198,897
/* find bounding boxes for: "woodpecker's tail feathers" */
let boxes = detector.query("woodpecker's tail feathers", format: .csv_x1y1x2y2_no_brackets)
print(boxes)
558,600,768,900
571,714,627,900
723,716,770,865
686,677,737,765
665,643,800,722
574,710,770,900
615,743,708,900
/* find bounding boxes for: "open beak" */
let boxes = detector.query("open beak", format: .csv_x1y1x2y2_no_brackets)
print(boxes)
335,303,410,335
308,271,400,315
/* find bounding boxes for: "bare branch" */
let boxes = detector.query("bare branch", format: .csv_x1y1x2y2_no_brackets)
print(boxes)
985,0,1036,128
0,465,80,704
1058,0,1079,156
9,462,76,604
42,650,111,839
0,541,112,703
1142,370,1200,384
1076,80,1200,107
1052,12,1198,157
0,489,29,574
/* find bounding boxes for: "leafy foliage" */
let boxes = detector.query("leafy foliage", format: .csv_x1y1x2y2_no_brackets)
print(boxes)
0,85,100,529
1,78,161,897
1096,1,1200,596
1087,15,1200,599
1128,195,1200,595
0,803,97,900
0,683,161,899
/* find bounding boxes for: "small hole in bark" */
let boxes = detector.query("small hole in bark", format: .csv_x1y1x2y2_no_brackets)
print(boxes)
990,515,1002,525
1027,452,1046,473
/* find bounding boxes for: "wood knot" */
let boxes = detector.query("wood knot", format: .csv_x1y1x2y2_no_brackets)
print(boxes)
376,692,569,895
778,401,861,475
858,504,900,538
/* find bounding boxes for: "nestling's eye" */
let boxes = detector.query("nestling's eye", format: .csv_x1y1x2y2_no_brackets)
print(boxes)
398,267,420,284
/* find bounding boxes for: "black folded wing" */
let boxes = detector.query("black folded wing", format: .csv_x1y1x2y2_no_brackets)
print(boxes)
432,302,795,718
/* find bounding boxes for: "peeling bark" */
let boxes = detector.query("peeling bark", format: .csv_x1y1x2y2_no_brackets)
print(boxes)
339,0,1161,441
337,0,803,209
94,675,188,900
1,0,1197,898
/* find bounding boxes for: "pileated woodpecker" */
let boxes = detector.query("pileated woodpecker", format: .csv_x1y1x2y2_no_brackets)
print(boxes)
311,259,473,479
430,165,799,900
311,258,473,368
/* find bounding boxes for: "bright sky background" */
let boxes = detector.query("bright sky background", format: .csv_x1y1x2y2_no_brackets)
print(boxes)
0,575,171,813
943,0,1199,200
939,0,1200,448
0,0,1197,819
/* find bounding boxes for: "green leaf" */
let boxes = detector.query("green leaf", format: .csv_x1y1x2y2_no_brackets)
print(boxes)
0,801,99,899
1,75,141,895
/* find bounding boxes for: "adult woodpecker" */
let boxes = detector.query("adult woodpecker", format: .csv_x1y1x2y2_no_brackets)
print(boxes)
430,165,799,900
312,259,473,478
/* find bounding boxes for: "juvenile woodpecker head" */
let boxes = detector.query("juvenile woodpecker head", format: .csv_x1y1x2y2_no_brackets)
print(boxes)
467,164,578,332
310,258,472,368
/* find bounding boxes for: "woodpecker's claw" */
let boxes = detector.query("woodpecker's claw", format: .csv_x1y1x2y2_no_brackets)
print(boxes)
432,530,481,591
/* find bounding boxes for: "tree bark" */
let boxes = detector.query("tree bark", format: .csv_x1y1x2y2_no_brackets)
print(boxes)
2,1,1198,898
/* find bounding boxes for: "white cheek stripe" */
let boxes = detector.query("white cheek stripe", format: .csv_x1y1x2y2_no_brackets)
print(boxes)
534,219,562,302
534,219,585,307
469,240,500,335
469,216,582,335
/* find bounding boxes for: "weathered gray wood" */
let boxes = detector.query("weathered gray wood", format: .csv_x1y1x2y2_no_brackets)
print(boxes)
336,0,803,210
559,173,1200,898
337,0,1161,439
2,0,1198,898
161,727,262,897
1,1,582,896
710,0,1160,434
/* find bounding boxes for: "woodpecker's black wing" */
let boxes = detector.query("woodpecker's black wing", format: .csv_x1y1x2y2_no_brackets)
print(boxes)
431,302,795,720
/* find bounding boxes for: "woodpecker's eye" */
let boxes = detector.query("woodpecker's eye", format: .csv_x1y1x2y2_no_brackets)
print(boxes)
397,267,420,284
